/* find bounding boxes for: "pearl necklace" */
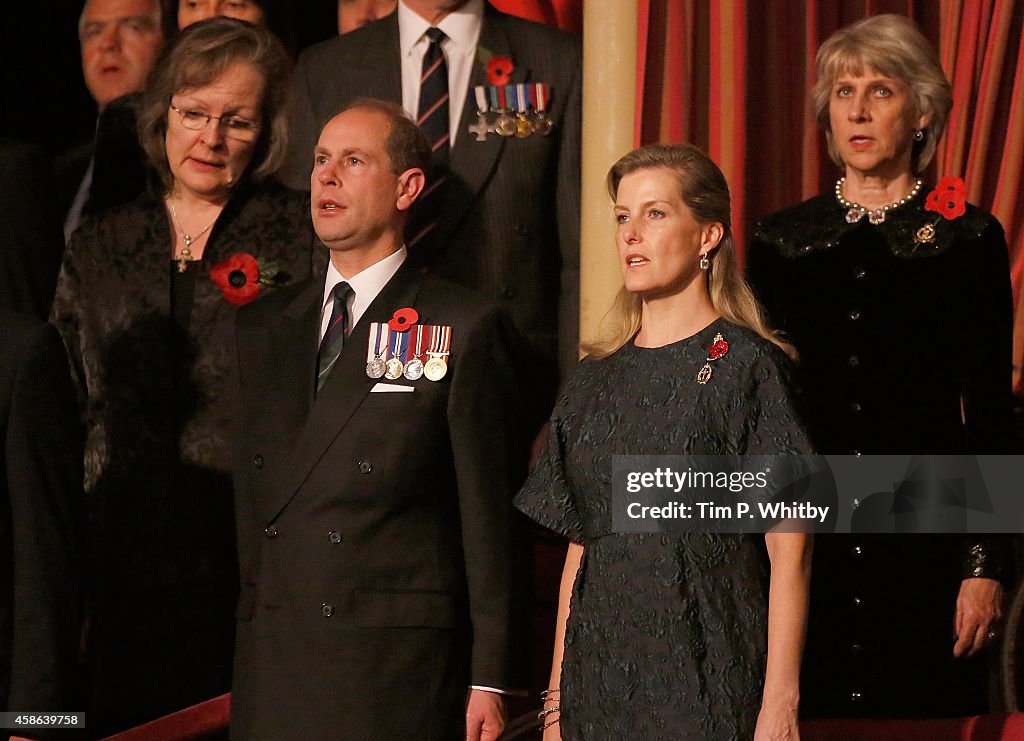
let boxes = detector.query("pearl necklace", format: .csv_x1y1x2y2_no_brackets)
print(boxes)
167,201,218,273
835,177,922,226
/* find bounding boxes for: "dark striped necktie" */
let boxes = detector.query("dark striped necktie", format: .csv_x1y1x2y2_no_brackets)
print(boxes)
418,27,450,167
316,281,354,391
409,27,450,248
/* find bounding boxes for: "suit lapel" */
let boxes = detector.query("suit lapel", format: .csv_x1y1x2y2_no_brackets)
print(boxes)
441,10,526,244
261,262,426,521
349,15,403,107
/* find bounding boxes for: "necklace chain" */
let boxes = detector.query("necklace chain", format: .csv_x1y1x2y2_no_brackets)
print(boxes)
835,177,922,225
167,200,218,272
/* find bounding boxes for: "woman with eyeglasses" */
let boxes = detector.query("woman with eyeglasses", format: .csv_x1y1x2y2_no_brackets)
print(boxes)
50,17,317,735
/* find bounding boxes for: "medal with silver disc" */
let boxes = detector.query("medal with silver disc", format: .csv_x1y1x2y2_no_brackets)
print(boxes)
404,324,426,380
365,322,389,379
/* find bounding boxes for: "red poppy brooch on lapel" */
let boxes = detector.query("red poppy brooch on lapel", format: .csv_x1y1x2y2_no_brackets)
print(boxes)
388,307,419,332
210,253,283,305
915,177,967,247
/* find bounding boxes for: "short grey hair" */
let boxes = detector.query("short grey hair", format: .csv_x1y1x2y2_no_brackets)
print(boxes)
812,14,952,173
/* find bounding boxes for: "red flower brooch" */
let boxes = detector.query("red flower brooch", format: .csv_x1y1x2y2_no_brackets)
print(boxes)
210,253,282,305
697,333,729,384
916,177,967,246
388,307,419,332
486,55,514,86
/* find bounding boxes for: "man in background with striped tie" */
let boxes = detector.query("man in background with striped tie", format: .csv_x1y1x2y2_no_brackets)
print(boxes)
231,100,528,740
280,0,581,392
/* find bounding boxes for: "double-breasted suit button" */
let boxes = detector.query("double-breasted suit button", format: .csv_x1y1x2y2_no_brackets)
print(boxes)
850,402,862,412
253,454,264,468
321,603,334,617
328,531,342,544
357,459,373,474
847,355,860,367
264,525,278,538
848,309,861,321
852,545,863,555
514,222,530,237
853,266,868,279
501,286,517,300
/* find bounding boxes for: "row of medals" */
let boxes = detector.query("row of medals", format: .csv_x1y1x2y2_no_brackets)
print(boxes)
367,351,448,382
471,108,553,140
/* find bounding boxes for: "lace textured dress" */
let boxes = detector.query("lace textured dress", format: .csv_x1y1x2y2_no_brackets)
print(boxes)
515,319,812,740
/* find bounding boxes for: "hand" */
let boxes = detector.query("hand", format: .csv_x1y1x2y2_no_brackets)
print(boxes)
465,689,506,741
754,701,799,741
954,577,1004,658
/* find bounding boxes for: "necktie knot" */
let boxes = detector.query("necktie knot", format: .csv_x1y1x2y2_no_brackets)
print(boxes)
425,27,446,46
330,280,354,311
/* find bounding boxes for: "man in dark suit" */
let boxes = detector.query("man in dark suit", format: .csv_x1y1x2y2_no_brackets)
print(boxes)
279,0,581,383
58,0,163,242
231,100,526,740
0,308,84,722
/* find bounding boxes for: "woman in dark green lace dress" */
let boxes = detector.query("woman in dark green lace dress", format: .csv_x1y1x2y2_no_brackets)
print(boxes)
516,144,813,740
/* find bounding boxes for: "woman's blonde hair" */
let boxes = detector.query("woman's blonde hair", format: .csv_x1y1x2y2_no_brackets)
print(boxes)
811,14,952,174
586,143,793,359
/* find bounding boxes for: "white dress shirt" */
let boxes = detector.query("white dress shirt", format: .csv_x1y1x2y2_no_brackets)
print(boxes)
319,247,407,342
398,0,484,147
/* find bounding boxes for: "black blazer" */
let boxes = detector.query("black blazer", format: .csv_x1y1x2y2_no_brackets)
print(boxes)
279,5,582,381
0,308,84,718
231,262,528,740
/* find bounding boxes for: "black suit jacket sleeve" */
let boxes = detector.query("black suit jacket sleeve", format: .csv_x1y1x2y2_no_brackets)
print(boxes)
448,305,528,687
1,312,84,714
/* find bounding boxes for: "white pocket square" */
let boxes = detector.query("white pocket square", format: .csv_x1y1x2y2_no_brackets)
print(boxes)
370,383,415,393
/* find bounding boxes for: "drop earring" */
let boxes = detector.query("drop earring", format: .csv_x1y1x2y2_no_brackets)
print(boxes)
914,129,925,141
699,253,710,270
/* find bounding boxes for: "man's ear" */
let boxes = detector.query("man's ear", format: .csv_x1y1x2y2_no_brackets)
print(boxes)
396,168,426,212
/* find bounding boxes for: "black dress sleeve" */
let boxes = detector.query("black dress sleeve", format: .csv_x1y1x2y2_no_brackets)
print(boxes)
962,215,1014,453
514,417,585,543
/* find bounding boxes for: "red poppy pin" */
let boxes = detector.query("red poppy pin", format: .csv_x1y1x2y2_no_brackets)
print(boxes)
697,333,729,384
388,307,419,332
210,253,283,305
916,177,967,247
486,55,515,86
924,177,967,220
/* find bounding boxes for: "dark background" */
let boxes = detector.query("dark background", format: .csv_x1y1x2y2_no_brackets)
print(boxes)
0,0,340,155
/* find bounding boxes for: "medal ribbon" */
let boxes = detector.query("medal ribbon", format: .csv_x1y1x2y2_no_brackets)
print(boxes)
408,324,426,363
366,322,390,362
514,83,530,114
474,85,489,114
533,83,549,113
389,327,409,361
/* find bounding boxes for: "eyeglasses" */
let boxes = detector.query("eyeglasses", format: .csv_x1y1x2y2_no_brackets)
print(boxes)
169,105,261,141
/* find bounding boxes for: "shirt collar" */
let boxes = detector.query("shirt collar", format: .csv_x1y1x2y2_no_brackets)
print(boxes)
322,246,408,323
398,0,484,59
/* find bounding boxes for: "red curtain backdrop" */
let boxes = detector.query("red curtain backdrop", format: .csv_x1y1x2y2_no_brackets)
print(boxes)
637,0,1024,389
490,0,583,32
